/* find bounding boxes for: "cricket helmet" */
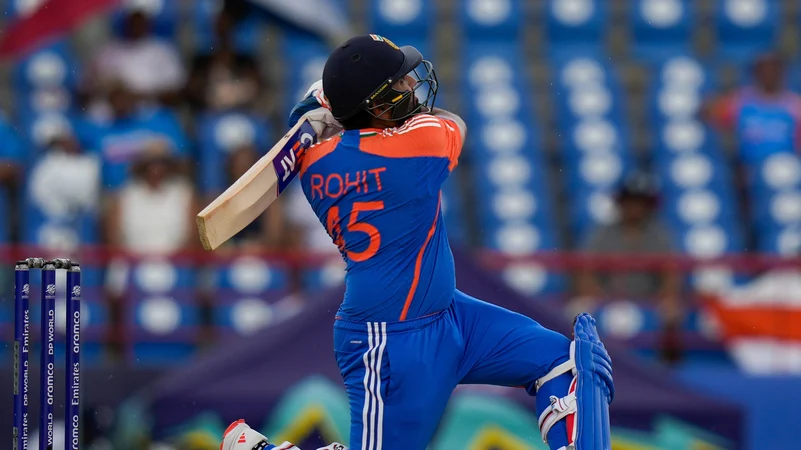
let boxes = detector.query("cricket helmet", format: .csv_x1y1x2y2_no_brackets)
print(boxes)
322,34,438,122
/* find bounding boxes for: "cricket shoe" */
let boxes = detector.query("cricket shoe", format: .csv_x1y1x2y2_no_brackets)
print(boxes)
220,419,299,450
220,420,349,450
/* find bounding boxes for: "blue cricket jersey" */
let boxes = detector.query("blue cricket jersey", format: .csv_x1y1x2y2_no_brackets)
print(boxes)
299,114,463,322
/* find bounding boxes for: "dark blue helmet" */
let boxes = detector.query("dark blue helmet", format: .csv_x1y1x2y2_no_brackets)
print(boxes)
323,34,438,123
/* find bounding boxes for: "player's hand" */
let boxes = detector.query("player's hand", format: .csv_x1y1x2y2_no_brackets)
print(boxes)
289,80,343,141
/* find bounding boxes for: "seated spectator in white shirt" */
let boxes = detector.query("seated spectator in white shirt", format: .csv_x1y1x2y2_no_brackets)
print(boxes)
27,124,100,253
575,172,683,362
87,7,185,105
102,142,199,255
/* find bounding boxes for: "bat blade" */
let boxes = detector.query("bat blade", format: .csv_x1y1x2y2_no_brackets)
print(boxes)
197,118,318,250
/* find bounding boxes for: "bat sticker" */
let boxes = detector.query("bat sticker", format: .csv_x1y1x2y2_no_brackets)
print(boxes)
272,120,318,194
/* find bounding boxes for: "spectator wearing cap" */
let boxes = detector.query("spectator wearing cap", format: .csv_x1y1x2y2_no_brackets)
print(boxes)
703,52,801,164
82,79,189,191
184,1,265,114
575,172,683,360
102,142,199,255
86,6,185,105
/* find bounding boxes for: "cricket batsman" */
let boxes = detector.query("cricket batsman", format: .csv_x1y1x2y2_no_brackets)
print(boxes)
221,34,614,450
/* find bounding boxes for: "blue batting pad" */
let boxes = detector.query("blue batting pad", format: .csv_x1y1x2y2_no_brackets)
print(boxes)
573,313,613,450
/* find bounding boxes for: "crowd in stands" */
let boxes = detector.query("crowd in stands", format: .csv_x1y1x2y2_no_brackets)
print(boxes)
0,0,799,367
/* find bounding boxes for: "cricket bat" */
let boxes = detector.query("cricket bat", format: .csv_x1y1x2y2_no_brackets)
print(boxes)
196,118,318,251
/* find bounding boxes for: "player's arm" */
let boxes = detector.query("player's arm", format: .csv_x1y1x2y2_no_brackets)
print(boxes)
430,107,467,143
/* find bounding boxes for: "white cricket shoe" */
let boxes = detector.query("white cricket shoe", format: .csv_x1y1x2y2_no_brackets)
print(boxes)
220,419,299,450
219,419,348,450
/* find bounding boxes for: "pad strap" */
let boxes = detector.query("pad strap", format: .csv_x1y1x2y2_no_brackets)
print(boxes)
536,345,576,393
537,390,577,444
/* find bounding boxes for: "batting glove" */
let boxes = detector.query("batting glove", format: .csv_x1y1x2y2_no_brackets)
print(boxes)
288,80,343,141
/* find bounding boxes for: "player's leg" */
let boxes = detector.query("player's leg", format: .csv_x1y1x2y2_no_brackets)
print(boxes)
334,312,462,450
454,291,613,450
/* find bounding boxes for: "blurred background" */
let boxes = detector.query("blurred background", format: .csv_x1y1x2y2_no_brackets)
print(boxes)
0,0,800,449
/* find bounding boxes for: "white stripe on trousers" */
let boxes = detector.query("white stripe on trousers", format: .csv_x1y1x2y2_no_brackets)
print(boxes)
361,322,387,450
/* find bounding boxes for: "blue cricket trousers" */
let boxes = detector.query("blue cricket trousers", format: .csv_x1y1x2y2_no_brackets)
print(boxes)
333,290,572,450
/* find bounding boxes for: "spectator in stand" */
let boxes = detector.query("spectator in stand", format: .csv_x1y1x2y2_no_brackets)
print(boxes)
0,112,24,191
703,52,801,163
27,122,100,252
222,143,285,249
102,143,199,255
184,0,265,113
82,79,189,191
86,5,185,105
575,172,683,362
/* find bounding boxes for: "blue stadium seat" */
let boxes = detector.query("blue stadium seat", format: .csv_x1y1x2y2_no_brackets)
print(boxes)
750,188,801,232
747,152,801,196
551,52,618,91
4,0,41,18
660,188,739,230
19,111,74,155
17,87,73,126
211,256,291,336
473,151,554,216
570,188,618,239
461,44,544,158
20,204,100,249
191,0,264,53
302,260,347,291
281,32,330,116
715,0,778,62
459,0,523,41
746,154,801,233
196,112,272,195
647,56,713,125
676,223,744,257
500,261,567,299
13,40,78,91
653,119,724,160
545,0,608,56
552,80,625,129
463,44,525,88
655,152,733,193
757,225,801,255
549,55,632,159
650,54,714,93
565,152,633,195
630,0,693,62
125,260,199,364
484,221,559,255
368,0,433,40
562,116,631,159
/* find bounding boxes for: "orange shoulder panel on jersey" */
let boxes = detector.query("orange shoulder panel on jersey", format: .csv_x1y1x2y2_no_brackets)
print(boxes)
299,135,341,177
359,115,462,170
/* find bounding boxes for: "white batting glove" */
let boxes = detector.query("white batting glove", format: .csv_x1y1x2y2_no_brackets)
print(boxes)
289,80,343,141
